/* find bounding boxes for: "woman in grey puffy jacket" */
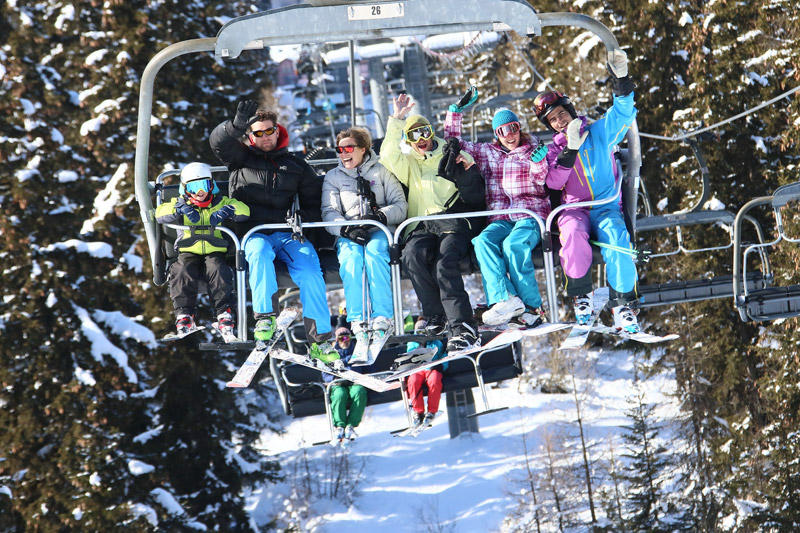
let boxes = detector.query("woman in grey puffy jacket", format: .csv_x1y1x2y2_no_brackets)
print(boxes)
322,127,408,345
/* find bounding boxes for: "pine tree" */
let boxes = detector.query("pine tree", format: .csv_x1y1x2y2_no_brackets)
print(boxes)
1,0,279,528
619,371,677,533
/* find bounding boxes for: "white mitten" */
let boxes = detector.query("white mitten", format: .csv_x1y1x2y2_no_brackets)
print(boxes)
566,118,588,150
607,49,628,78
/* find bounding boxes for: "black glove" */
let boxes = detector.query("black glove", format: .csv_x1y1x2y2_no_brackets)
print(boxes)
175,198,201,223
556,147,578,168
437,137,461,182
209,204,235,226
233,100,259,132
341,225,371,246
361,211,388,225
608,70,635,97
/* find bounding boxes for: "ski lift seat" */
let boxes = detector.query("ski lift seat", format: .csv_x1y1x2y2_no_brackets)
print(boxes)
734,181,800,321
639,272,768,308
273,329,522,418
636,210,736,232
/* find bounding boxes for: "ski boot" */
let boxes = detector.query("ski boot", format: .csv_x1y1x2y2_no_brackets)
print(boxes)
511,306,547,329
447,322,479,352
612,304,641,334
308,342,345,371
176,314,196,335
424,315,447,336
254,314,277,341
572,294,594,325
216,309,235,336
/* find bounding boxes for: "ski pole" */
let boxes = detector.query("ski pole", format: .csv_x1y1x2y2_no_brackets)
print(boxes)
589,240,651,264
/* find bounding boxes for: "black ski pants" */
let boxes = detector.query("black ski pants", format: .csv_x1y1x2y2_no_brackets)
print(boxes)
401,229,475,329
169,252,233,317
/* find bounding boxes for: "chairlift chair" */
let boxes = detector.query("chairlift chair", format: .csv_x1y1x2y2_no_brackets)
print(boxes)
134,0,641,420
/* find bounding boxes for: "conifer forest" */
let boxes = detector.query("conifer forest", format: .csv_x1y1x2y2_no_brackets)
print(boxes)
1,0,799,531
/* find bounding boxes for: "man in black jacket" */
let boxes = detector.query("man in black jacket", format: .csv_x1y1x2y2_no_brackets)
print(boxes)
210,100,337,361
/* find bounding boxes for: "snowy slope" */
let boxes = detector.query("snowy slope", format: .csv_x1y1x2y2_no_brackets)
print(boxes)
249,339,679,532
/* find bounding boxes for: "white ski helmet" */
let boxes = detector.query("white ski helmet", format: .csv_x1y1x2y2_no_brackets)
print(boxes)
179,162,219,196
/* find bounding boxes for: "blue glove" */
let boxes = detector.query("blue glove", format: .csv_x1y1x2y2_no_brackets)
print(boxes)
531,142,548,163
209,204,236,226
448,86,478,113
175,199,200,223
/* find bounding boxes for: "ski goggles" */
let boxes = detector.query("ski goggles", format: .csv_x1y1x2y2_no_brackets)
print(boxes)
335,145,358,154
250,126,278,137
185,178,213,195
336,334,351,342
495,121,521,137
533,91,568,116
406,125,434,142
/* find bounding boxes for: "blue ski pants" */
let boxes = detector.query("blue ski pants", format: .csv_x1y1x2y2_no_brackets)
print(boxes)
472,218,543,309
244,232,331,335
336,230,393,322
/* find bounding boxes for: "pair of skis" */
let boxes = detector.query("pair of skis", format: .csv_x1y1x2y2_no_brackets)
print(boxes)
350,325,391,367
162,325,206,341
225,308,300,388
558,288,678,349
161,322,238,343
392,413,438,438
274,328,524,393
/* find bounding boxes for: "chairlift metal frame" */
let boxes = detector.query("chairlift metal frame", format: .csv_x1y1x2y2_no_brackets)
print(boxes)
135,0,643,418
733,181,800,321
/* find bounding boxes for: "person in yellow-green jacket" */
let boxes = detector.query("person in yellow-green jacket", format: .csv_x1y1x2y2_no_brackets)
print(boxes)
155,162,250,337
380,93,486,352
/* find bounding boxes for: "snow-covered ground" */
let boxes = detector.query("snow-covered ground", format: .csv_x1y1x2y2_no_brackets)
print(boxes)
249,339,679,532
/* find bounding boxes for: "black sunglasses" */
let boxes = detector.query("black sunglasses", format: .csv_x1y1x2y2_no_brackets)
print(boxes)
251,126,277,137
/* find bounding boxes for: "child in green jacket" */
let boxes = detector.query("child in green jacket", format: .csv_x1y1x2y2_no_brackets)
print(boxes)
155,162,249,337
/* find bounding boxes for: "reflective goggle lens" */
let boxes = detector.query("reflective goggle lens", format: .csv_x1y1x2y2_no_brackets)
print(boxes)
533,91,566,115
251,126,277,137
336,145,357,154
495,122,521,137
407,125,434,142
186,178,212,195
337,335,350,342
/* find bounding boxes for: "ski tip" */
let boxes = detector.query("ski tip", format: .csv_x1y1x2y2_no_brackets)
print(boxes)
225,381,246,388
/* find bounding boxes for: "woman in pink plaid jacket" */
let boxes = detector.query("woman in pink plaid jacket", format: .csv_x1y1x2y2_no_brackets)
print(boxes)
445,97,550,328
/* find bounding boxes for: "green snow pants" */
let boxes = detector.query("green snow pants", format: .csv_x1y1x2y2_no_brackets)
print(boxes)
330,384,367,428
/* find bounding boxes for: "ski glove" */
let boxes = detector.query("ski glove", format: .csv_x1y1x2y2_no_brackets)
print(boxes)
437,137,462,182
361,210,388,225
607,49,628,78
448,86,479,113
175,199,201,223
209,204,235,226
566,118,588,150
557,119,588,167
233,99,260,132
607,49,634,96
341,225,371,246
531,142,548,163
